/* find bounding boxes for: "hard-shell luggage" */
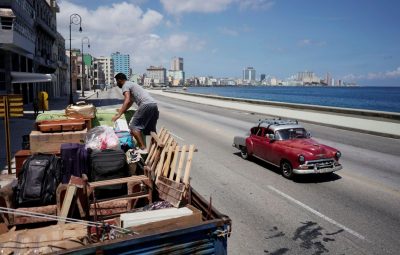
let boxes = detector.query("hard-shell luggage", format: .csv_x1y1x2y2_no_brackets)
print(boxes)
89,149,129,198
37,119,86,133
15,154,62,207
60,143,89,183
65,101,96,119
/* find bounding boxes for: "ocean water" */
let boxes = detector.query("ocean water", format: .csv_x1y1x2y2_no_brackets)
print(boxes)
187,86,400,113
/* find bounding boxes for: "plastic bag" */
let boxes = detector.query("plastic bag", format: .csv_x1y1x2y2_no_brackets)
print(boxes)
115,131,135,152
85,126,120,150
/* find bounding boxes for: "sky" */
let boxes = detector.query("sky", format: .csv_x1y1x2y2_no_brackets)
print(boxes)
56,0,400,86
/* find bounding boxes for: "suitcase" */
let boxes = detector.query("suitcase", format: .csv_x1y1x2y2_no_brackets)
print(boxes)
60,143,88,183
89,149,129,198
66,101,96,119
37,119,86,132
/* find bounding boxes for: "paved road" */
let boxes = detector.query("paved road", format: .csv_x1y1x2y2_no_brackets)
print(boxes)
22,87,400,255
95,87,400,254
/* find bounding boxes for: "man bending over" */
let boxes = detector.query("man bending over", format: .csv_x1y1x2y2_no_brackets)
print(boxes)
112,73,159,154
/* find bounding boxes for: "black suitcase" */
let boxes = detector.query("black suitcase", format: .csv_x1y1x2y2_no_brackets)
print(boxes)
89,149,129,199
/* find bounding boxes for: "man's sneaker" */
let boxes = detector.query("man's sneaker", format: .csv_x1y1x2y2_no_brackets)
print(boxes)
135,148,148,155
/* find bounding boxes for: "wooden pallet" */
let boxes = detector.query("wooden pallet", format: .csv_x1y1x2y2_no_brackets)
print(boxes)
155,144,195,207
142,127,197,207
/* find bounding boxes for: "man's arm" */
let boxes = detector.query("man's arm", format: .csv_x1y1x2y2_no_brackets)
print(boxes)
112,91,132,122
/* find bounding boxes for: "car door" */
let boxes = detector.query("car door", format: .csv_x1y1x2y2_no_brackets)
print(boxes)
250,127,267,159
264,128,279,165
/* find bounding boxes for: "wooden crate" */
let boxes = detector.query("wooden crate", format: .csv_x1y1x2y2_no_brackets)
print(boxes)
30,129,87,153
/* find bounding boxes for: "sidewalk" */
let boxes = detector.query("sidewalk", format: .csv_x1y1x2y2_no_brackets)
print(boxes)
148,90,400,139
0,90,97,187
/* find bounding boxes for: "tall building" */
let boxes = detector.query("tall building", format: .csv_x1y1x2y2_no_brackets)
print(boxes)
171,57,183,71
168,57,185,86
0,0,65,103
91,58,105,88
243,67,256,82
111,52,130,80
146,66,166,86
297,71,319,84
260,74,266,81
97,56,114,86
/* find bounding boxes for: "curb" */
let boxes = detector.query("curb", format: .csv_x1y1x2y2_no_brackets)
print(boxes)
164,90,400,121
154,90,400,139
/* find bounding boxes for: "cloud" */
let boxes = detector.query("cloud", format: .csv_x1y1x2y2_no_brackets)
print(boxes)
57,1,203,73
238,0,275,10
298,39,326,47
218,27,239,36
343,67,400,81
160,0,232,15
160,0,274,15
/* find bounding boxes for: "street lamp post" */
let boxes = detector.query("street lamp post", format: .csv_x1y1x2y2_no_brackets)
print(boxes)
81,36,90,98
69,13,82,105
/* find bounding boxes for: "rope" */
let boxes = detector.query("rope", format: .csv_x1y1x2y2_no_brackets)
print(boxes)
0,207,134,235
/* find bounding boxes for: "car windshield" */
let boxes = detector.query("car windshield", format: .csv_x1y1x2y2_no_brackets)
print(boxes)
276,128,308,140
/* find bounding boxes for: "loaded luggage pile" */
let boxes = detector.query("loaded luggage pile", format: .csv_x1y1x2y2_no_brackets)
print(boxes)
0,102,231,254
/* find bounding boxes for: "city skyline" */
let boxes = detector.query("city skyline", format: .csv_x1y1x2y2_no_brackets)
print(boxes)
57,0,400,86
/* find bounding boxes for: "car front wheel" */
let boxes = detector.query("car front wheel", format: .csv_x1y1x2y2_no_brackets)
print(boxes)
281,160,294,179
240,146,249,160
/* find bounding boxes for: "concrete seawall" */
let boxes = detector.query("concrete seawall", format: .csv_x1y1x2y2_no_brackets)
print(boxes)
149,89,400,139
165,90,400,121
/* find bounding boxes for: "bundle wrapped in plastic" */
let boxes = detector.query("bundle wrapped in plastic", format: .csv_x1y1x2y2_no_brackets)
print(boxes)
85,126,119,150
66,101,96,119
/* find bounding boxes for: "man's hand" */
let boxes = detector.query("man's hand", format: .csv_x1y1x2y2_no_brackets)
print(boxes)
112,113,121,122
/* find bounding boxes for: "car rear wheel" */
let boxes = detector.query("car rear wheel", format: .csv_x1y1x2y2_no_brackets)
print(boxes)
240,146,249,160
281,160,294,179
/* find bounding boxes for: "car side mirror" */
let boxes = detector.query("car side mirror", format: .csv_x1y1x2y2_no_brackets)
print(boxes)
268,134,276,142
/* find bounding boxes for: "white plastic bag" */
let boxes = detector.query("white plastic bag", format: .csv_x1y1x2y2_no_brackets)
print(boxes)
85,126,119,150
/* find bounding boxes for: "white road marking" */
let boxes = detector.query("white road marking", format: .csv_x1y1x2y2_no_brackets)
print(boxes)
267,185,366,240
168,132,185,141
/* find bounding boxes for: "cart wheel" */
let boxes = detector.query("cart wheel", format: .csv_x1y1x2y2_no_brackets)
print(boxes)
281,160,294,179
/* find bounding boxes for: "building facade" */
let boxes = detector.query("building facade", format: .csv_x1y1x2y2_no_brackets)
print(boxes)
97,56,114,86
91,58,105,88
111,51,130,80
0,0,66,104
171,57,183,71
243,67,256,82
146,66,166,86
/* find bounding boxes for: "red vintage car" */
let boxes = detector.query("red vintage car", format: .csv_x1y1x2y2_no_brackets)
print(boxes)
233,119,342,179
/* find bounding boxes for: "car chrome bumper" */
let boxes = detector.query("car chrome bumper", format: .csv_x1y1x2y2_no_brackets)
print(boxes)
293,164,343,174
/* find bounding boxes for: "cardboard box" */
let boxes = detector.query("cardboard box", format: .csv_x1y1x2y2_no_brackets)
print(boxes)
30,129,87,153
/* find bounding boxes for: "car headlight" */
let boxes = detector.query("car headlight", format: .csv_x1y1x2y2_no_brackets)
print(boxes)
298,155,305,164
335,151,342,159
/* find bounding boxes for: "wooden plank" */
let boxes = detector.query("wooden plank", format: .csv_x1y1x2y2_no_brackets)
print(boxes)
155,137,173,177
145,143,156,165
169,145,180,180
156,176,186,207
150,133,170,173
167,147,198,153
149,132,168,166
162,141,176,177
58,185,77,224
175,145,187,183
183,145,195,185
89,175,148,188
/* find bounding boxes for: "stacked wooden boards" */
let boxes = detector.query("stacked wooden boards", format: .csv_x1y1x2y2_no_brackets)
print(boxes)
145,127,196,207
